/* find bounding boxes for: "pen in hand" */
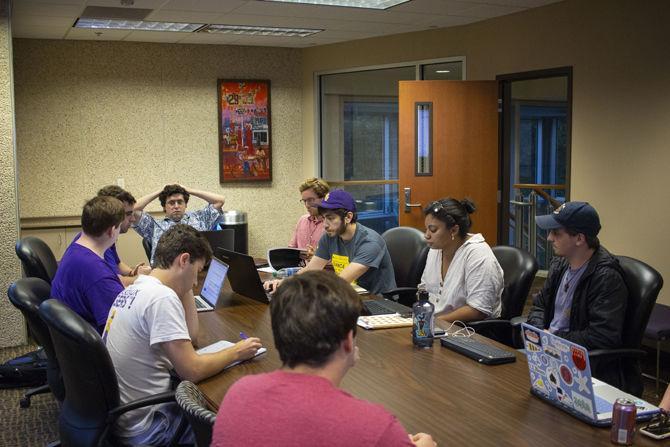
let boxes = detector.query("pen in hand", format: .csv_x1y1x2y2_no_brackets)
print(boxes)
239,332,248,340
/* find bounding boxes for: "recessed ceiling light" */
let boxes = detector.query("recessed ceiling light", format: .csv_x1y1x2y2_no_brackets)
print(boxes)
201,24,322,37
436,70,451,73
260,0,411,10
74,17,204,32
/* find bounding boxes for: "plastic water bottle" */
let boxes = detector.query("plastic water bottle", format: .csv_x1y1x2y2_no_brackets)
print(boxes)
272,267,301,279
412,289,434,348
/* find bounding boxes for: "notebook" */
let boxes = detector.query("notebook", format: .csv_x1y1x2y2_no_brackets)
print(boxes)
196,340,267,369
194,257,228,312
521,323,659,426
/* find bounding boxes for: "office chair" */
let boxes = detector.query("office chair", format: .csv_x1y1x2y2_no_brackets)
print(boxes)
39,299,183,447
7,278,65,408
469,246,538,345
15,236,58,284
381,226,428,306
175,381,216,447
588,255,663,397
141,237,152,263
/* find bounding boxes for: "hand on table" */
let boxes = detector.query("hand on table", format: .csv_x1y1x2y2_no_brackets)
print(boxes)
410,433,437,447
264,279,283,293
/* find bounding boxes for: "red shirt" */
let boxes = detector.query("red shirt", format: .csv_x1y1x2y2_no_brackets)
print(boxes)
212,371,414,447
289,214,325,249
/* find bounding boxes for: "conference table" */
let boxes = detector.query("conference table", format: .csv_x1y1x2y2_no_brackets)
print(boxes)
195,272,658,447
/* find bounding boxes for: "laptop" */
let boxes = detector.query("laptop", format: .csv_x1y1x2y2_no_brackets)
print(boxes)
201,229,235,253
361,298,412,316
267,247,306,271
521,323,659,426
194,257,229,312
215,248,272,304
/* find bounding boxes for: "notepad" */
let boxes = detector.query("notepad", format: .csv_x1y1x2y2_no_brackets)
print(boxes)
357,314,413,330
196,340,267,369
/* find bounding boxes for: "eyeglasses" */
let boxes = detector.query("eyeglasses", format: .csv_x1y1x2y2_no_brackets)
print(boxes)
642,410,670,434
300,198,320,205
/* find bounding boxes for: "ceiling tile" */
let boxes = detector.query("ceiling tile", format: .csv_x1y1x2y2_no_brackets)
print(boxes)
66,27,133,40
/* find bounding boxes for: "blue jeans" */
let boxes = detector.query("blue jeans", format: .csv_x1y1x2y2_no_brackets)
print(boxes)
121,403,194,446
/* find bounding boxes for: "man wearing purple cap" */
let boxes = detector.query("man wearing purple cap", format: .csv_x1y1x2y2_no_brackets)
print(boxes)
265,189,396,295
527,201,628,387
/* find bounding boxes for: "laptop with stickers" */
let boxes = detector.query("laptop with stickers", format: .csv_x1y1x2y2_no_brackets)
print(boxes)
521,323,659,427
194,257,229,312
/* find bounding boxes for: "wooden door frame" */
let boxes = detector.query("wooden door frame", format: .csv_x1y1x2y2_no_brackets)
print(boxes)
496,66,573,245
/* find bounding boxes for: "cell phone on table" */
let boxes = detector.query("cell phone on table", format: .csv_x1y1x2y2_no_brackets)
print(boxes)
640,421,670,440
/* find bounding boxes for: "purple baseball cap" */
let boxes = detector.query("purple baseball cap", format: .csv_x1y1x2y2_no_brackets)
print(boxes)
536,201,601,237
318,189,356,212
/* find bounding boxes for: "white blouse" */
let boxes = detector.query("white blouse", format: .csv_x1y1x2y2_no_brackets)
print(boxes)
419,233,503,318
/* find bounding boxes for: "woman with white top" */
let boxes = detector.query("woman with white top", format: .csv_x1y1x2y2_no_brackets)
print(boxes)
420,197,503,322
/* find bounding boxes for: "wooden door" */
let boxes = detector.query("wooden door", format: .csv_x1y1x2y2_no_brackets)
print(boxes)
398,80,499,243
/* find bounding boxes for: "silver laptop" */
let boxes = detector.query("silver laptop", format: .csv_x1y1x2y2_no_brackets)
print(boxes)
521,323,659,426
194,257,229,312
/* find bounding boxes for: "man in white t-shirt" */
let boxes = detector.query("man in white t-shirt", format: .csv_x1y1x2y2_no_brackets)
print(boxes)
103,224,262,445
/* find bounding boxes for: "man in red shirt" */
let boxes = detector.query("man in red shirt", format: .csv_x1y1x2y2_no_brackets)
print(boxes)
212,271,436,447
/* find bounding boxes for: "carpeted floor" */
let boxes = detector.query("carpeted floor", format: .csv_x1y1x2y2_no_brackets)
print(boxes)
0,343,59,447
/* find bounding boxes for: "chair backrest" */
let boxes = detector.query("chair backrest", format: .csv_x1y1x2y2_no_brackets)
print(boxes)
142,237,152,262
382,226,428,288
175,381,216,447
491,246,539,320
15,237,58,284
39,299,120,447
7,278,65,403
616,256,664,349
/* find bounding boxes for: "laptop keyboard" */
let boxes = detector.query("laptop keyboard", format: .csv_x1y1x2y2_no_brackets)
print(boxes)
440,336,516,365
195,296,210,310
362,299,412,316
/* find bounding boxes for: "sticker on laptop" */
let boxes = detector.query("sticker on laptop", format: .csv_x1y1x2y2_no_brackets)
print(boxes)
560,364,573,386
571,391,594,417
571,346,587,371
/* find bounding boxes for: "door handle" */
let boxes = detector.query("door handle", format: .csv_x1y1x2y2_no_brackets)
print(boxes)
404,187,422,213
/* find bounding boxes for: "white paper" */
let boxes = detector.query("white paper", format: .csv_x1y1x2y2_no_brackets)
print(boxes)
196,339,267,369
257,266,276,273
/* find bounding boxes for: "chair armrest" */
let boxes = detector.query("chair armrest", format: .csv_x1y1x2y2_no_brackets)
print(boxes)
382,287,418,297
510,316,527,327
588,348,646,362
107,391,176,420
468,319,512,331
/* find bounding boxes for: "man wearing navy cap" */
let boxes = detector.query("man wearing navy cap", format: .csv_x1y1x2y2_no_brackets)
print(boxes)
265,189,396,295
527,201,628,387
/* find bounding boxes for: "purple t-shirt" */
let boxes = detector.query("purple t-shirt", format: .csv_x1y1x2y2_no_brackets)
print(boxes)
71,232,120,274
51,243,124,333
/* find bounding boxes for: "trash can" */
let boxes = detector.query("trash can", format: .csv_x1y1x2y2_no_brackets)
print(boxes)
218,210,248,254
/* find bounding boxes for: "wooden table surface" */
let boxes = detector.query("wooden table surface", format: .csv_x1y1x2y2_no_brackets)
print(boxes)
196,275,658,447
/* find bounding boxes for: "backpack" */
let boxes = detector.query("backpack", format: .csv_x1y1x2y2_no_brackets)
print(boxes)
0,348,48,389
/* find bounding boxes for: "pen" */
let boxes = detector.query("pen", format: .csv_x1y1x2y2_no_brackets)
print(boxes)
239,331,248,340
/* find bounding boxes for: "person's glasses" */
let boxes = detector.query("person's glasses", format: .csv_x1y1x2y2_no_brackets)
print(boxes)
300,198,320,205
167,199,185,206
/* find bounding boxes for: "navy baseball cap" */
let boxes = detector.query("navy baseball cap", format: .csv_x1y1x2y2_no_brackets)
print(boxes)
536,201,601,237
318,189,356,212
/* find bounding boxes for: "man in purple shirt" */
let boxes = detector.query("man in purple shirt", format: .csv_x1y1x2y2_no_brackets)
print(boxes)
52,196,125,334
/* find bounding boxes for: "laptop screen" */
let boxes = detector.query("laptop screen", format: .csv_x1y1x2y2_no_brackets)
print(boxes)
200,258,229,306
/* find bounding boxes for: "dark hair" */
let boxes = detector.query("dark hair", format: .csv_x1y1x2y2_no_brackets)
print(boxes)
97,185,136,205
153,224,213,269
81,196,125,237
270,271,361,368
423,197,476,239
159,184,190,208
317,207,357,224
565,228,601,250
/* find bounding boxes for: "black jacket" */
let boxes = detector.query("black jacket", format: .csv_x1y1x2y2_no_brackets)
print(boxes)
527,246,628,386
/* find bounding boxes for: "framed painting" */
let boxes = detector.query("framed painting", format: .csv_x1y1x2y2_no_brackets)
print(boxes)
218,79,272,182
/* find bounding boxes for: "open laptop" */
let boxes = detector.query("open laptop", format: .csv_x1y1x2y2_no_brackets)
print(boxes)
201,229,235,253
194,257,229,312
215,248,272,304
521,323,659,426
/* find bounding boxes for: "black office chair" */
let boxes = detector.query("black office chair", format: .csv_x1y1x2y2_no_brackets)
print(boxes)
588,255,663,397
469,246,538,345
7,278,65,408
381,226,428,305
175,381,216,447
142,237,152,263
39,299,183,447
15,236,58,284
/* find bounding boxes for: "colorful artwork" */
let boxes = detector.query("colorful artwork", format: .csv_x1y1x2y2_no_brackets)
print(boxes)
217,80,272,182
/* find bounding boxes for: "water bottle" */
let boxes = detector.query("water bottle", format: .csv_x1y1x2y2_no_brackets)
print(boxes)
412,289,434,348
272,267,301,279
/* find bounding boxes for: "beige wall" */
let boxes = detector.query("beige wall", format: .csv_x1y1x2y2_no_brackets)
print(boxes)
301,0,670,305
13,40,305,258
0,0,25,347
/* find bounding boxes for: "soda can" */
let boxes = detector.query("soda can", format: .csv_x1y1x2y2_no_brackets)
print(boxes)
610,398,636,445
